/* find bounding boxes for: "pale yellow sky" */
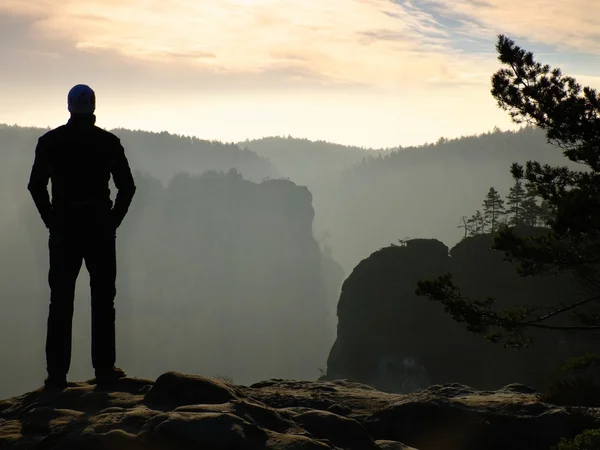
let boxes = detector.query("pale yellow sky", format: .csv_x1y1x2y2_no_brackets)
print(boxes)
2,0,600,147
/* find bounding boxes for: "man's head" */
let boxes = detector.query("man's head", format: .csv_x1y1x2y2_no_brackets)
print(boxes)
67,84,96,115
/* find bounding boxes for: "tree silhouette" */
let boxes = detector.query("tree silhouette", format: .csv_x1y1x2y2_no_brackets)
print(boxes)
467,210,486,236
538,199,554,227
482,187,505,232
417,34,600,347
506,180,526,226
520,189,540,227
457,216,470,239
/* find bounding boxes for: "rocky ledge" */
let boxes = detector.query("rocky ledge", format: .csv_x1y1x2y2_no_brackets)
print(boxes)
0,372,598,450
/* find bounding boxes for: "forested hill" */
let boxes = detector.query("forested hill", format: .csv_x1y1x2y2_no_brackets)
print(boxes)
352,126,571,173
2,122,576,273
240,136,389,188
0,124,277,186
324,126,580,270
241,127,566,179
114,129,277,184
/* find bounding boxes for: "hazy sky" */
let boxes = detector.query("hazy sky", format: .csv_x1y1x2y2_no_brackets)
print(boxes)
2,0,600,148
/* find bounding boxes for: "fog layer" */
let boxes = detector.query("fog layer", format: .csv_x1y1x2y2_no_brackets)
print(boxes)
0,123,570,398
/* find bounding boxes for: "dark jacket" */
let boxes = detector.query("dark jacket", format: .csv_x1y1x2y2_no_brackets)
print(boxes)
27,114,136,231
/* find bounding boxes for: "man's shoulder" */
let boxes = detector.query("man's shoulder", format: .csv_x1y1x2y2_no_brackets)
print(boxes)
37,123,123,151
93,126,121,144
38,125,67,142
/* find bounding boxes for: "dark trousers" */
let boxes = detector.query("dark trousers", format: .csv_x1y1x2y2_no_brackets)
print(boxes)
46,224,117,376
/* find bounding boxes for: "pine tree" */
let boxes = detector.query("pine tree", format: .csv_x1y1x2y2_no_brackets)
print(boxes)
505,179,527,226
417,34,600,348
521,189,540,227
467,210,485,236
482,187,505,233
538,199,554,227
457,216,469,239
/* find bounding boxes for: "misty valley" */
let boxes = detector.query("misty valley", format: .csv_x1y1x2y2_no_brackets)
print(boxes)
0,123,587,400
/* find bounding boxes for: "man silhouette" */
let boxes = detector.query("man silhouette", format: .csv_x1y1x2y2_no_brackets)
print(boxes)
28,84,136,389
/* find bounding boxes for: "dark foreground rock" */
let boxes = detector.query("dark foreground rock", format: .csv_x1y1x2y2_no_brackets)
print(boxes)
1,372,598,450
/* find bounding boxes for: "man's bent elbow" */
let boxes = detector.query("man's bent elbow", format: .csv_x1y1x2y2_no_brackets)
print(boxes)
27,182,40,197
127,184,136,199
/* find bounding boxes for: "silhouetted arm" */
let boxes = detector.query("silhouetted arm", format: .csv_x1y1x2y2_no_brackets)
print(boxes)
27,138,53,229
110,141,136,228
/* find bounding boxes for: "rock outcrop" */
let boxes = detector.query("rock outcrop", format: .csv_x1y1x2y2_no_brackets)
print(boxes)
327,240,453,392
1,372,597,450
128,172,339,383
327,234,596,391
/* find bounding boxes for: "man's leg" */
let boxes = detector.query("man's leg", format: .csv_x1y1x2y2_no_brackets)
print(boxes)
47,233,83,381
85,233,118,371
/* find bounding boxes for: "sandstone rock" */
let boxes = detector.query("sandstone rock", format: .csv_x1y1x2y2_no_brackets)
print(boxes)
376,440,418,450
144,371,239,409
0,419,21,446
144,411,267,449
293,409,378,450
1,374,598,450
264,430,334,449
20,407,84,435
364,384,583,450
85,406,161,435
500,384,539,395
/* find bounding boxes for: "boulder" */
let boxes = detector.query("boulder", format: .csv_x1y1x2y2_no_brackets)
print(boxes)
144,372,239,409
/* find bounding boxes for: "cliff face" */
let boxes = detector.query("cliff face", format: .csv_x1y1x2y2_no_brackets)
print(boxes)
120,171,340,384
326,234,595,391
327,239,481,392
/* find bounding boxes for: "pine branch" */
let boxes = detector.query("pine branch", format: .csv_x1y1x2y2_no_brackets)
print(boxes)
524,295,600,330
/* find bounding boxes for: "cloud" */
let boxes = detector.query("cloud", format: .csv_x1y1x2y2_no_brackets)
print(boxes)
0,0,499,88
4,2,598,114
421,0,600,54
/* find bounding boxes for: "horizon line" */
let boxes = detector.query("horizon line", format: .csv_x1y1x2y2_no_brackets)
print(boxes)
0,121,530,151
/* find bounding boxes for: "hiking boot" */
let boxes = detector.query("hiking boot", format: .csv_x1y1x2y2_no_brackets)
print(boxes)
44,375,67,390
95,366,127,384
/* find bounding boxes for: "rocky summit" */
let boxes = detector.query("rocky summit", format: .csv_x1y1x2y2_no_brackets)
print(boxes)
0,372,598,450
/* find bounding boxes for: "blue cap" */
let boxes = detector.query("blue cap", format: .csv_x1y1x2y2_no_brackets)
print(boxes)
67,84,96,114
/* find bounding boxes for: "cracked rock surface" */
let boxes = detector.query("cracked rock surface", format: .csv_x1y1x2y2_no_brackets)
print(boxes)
1,372,598,450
